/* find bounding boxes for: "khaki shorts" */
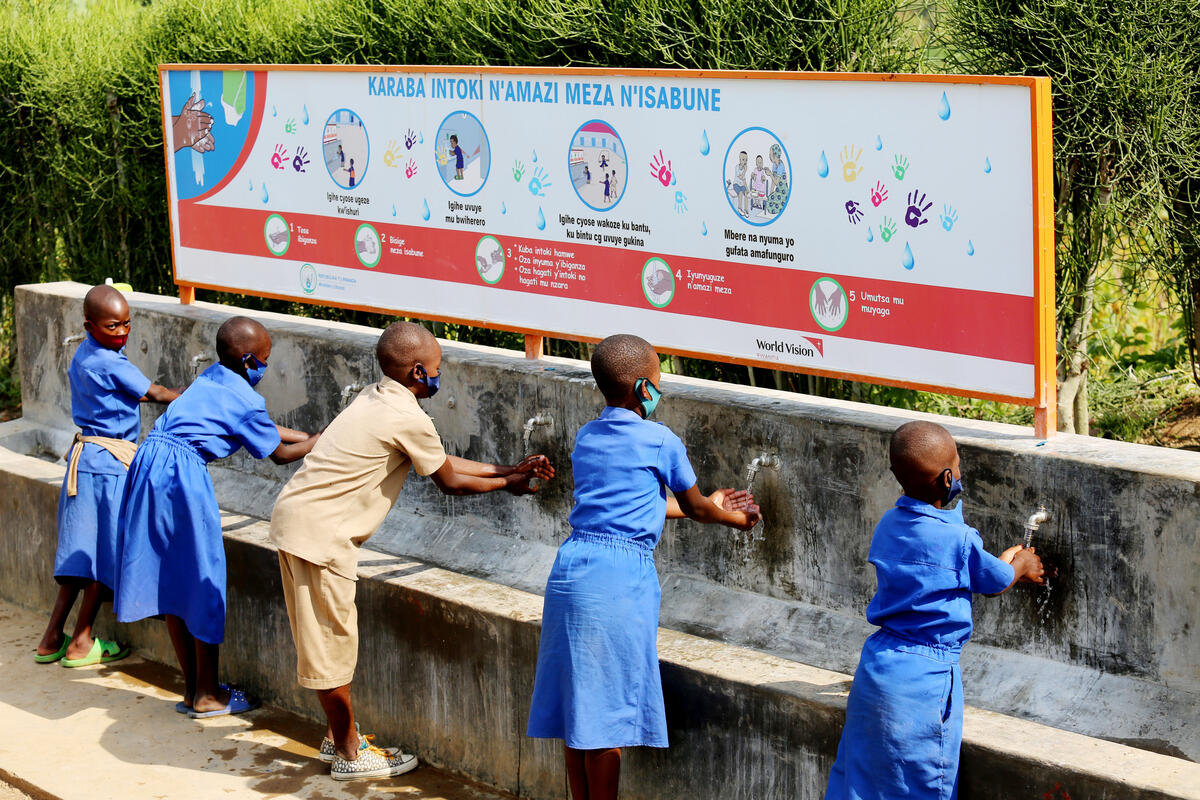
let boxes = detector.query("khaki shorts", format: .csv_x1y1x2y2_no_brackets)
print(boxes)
277,550,358,690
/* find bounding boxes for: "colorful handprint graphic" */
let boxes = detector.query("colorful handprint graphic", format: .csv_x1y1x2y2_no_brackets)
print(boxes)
404,129,417,150
845,200,864,224
870,181,888,207
513,160,526,181
674,191,687,214
940,204,958,231
270,144,288,170
405,158,418,179
892,154,910,181
880,216,897,242
284,118,297,135
840,145,864,182
904,189,932,228
383,140,405,168
650,150,672,187
291,147,310,173
528,166,551,197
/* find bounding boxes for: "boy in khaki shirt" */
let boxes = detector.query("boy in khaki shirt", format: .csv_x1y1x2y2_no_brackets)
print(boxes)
270,321,554,781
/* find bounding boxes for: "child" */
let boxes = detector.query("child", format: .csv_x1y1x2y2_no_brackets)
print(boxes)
338,144,345,168
526,334,761,800
270,321,554,780
450,135,464,180
824,421,1045,800
35,285,179,667
602,172,611,204
114,316,319,718
731,150,749,216
348,158,356,188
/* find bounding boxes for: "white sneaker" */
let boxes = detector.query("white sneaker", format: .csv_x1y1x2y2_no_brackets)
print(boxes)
331,743,418,781
318,732,398,763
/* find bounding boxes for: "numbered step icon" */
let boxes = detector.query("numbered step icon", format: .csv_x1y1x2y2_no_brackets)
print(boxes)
475,235,505,284
809,276,848,332
642,257,675,308
264,214,290,256
355,223,382,268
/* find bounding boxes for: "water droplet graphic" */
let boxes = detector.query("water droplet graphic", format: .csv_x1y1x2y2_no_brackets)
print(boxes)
271,105,277,117
421,199,431,221
902,242,915,270
418,132,424,144
302,105,309,125
984,157,992,174
817,151,830,178
536,207,546,231
967,240,975,256
247,179,253,191
532,150,538,163
261,183,269,204
875,135,883,151
671,171,677,186
391,204,397,217
501,202,507,215
700,130,711,156
701,221,708,236
937,92,951,121
867,227,874,242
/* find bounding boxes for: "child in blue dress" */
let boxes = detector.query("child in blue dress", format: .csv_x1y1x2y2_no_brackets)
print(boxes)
527,334,761,800
115,316,320,718
824,421,1045,800
35,285,179,667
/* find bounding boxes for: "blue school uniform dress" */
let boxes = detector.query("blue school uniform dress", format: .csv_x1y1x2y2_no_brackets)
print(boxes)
55,334,152,590
527,406,697,749
825,496,1014,800
114,363,281,644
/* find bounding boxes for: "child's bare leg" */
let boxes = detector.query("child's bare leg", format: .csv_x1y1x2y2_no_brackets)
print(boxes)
317,684,359,759
192,637,232,713
564,746,589,800
38,582,81,655
64,580,105,659
165,615,198,707
584,748,620,800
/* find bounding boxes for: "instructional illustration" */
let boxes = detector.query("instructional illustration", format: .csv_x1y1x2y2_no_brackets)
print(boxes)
323,109,369,189
436,111,490,196
569,120,627,211
723,128,790,226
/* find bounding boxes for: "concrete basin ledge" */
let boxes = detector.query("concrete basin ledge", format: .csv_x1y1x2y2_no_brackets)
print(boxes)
0,434,1194,799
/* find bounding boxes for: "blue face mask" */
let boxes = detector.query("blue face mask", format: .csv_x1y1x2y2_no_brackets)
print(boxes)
415,364,441,397
942,470,963,505
634,377,661,418
242,354,268,387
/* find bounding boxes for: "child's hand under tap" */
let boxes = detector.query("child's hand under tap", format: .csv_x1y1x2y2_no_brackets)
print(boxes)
1000,545,1046,585
708,488,756,513
505,454,556,495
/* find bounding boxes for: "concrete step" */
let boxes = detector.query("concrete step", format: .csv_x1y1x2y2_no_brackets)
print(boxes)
0,602,511,800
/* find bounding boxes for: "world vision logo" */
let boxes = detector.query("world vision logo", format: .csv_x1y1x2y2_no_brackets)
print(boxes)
754,336,824,359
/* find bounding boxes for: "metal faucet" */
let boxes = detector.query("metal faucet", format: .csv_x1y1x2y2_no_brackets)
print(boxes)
1023,506,1051,548
62,333,85,346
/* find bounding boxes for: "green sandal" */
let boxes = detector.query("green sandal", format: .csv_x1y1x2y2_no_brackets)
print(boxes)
61,637,130,668
34,638,69,664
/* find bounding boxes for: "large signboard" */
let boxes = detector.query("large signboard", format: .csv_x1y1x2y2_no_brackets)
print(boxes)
160,65,1055,430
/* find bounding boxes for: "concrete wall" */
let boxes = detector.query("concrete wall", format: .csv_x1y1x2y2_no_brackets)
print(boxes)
4,282,1199,797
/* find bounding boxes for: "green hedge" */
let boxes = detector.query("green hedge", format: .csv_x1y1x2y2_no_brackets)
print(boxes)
0,0,907,301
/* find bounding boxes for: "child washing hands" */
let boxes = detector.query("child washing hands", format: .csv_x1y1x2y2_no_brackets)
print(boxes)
526,333,761,800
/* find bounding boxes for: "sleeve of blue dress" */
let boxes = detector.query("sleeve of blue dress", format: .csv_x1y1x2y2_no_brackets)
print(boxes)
965,530,1015,594
657,427,698,494
106,356,153,401
237,406,283,459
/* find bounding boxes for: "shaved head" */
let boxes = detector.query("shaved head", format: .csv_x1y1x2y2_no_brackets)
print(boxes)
889,421,958,499
591,334,658,403
83,284,128,322
216,316,270,363
376,321,439,380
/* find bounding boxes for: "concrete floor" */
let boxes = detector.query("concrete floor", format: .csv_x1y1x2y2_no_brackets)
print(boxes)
0,602,511,800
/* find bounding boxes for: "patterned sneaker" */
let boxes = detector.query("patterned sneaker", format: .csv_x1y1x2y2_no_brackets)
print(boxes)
330,743,418,781
318,731,398,763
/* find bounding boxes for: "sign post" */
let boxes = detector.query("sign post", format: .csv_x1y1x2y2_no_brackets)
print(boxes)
160,64,1056,435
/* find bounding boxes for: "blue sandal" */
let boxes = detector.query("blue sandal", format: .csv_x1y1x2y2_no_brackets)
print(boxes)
188,687,260,719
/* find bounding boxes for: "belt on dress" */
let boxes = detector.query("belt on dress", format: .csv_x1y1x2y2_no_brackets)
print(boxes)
64,432,137,496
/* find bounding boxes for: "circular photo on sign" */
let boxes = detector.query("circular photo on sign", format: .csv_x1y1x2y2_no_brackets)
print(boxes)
323,109,369,190
264,213,289,256
475,235,505,285
724,127,791,226
354,223,382,268
298,263,317,295
568,120,628,212
436,111,491,197
642,257,674,308
810,276,848,332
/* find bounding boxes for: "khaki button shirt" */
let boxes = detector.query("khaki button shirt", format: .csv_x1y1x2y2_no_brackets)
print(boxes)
269,376,447,579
